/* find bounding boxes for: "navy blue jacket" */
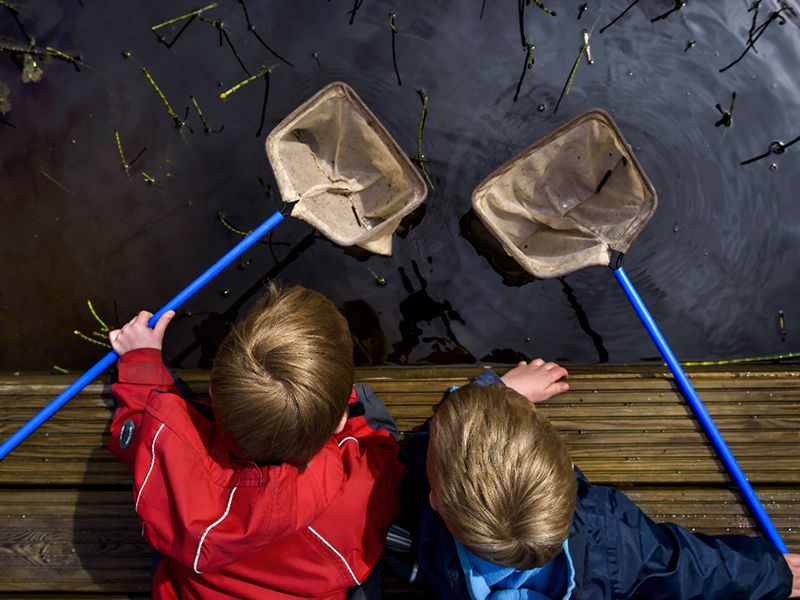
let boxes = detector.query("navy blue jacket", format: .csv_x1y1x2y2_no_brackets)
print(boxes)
400,371,792,599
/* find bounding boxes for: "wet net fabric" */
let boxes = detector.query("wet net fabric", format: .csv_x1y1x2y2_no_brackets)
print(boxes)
472,110,658,278
267,82,427,256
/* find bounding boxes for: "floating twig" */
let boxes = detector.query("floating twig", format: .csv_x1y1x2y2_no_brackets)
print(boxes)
39,167,74,195
554,30,590,114
255,70,270,138
740,133,800,165
651,0,686,23
347,0,364,24
51,365,69,374
480,0,487,19
411,88,435,191
0,0,32,43
87,299,111,332
389,11,402,86
238,0,293,67
583,28,593,64
599,0,644,34
154,14,197,49
136,62,188,128
513,42,535,102
141,171,157,185
518,0,528,47
367,267,387,287
684,39,696,51
681,351,800,366
258,175,273,200
73,330,112,348
720,3,795,73
219,64,276,100
115,131,130,177
151,3,217,32
218,212,250,236
577,3,588,19
43,46,82,71
778,310,786,341
714,91,736,127
0,37,82,71
201,16,250,76
190,94,224,133
532,0,556,17
311,51,321,68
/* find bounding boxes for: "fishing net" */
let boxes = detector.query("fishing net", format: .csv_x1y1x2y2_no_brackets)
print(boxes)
471,109,658,278
266,82,427,256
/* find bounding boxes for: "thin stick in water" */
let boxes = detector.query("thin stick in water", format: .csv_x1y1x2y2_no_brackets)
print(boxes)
115,131,130,177
411,88,435,191
39,168,75,196
201,16,250,76
347,0,364,24
219,64,276,100
650,0,686,23
599,0,643,34
190,94,224,133
238,0,294,67
719,5,795,73
255,71,270,138
480,0,487,19
389,11,402,86
553,33,589,114
151,3,218,31
532,0,556,17
513,42,534,102
139,64,186,128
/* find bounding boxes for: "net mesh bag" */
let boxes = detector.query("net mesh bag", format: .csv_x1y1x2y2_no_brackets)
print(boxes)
472,109,658,278
266,82,428,256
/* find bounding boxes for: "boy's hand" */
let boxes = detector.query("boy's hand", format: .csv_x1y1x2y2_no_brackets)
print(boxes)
786,554,800,598
108,310,175,356
501,358,569,403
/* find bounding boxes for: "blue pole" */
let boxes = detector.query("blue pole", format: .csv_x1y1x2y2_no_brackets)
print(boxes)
613,265,787,553
0,211,285,460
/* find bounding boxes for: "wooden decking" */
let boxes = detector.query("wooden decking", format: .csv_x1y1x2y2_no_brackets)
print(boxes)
1,364,799,597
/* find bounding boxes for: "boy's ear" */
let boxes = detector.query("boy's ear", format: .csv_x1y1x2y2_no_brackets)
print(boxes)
334,412,348,435
428,490,440,513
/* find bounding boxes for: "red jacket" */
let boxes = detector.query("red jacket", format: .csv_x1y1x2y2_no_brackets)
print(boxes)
109,349,404,599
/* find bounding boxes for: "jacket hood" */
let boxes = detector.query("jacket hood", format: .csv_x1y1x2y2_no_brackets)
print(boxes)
455,540,575,600
132,387,348,574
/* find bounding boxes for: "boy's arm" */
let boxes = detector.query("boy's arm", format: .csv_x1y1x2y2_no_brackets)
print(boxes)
108,311,178,470
600,476,795,599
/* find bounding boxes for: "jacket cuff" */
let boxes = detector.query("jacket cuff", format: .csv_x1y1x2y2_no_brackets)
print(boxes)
473,368,505,387
117,348,175,386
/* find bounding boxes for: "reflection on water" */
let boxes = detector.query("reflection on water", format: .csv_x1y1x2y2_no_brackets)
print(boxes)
1,0,798,369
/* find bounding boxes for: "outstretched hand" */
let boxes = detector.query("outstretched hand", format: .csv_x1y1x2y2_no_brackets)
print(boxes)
501,358,569,403
108,310,175,356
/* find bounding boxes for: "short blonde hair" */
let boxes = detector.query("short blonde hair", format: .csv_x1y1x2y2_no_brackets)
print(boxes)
427,383,576,569
210,284,353,468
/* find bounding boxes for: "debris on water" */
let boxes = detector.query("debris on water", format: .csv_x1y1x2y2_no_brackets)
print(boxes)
741,134,799,165
714,91,736,127
142,171,157,185
220,288,231,297
39,168,75,196
599,0,644,34
51,365,69,374
554,30,591,114
347,0,364,25
219,64,276,100
769,163,778,171
190,95,224,133
201,15,251,76
73,329,112,348
651,0,686,23
311,51,321,68
672,223,679,233
583,29,593,64
150,3,217,48
480,0,488,19
778,310,786,340
367,267,387,287
525,337,531,342
22,54,44,83
513,42,535,102
411,88,434,190
720,2,796,73
684,40,696,52
577,3,588,20
218,212,250,236
87,299,111,332
537,103,546,112
255,70,271,137
237,257,254,270
135,61,191,129
238,0,293,67
532,0,556,17
388,11,402,86
0,80,10,114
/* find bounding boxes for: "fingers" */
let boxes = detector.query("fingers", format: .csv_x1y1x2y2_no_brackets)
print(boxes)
544,381,570,398
531,358,545,367
153,311,175,337
108,328,121,344
547,365,569,382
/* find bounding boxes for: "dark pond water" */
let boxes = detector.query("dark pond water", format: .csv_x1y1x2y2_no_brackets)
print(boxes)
1,0,798,371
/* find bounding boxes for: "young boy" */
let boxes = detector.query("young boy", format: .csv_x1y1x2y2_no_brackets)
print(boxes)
108,285,404,599
401,359,800,599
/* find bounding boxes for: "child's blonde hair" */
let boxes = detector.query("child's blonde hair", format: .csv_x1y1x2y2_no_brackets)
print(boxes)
427,383,576,569
210,284,354,468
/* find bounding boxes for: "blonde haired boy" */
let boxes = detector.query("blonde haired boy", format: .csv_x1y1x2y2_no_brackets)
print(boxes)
402,360,800,599
108,285,404,599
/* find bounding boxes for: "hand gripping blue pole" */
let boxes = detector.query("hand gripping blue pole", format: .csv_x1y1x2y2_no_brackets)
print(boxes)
613,265,787,553
0,211,285,461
